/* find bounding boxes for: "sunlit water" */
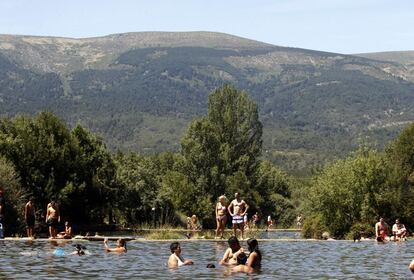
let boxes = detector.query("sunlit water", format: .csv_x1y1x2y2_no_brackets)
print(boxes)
1,237,413,279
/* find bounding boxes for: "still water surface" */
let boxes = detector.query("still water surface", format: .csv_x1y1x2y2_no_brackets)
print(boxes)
0,238,413,279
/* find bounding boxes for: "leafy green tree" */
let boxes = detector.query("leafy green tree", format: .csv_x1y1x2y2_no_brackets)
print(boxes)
305,148,387,237
256,161,295,227
0,112,78,211
385,123,414,227
179,85,263,223
0,156,26,235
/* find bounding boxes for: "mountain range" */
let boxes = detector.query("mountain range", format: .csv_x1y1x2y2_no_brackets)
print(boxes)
1,31,414,173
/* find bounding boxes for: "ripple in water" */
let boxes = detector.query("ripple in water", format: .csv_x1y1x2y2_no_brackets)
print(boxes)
0,239,413,279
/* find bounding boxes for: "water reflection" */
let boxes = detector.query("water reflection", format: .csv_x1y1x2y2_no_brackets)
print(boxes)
0,239,413,279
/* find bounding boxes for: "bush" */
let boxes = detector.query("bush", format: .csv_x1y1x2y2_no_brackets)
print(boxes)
302,214,328,239
345,222,375,240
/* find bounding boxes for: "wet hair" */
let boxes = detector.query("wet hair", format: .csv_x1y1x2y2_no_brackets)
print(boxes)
170,242,180,253
247,238,262,260
119,239,127,252
228,236,241,252
206,263,216,268
237,252,247,265
74,244,86,255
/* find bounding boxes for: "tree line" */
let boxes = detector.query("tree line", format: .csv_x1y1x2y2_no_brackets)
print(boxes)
0,85,295,235
2,84,413,239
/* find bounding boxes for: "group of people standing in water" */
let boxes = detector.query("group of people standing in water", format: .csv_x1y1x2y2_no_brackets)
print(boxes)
168,236,262,274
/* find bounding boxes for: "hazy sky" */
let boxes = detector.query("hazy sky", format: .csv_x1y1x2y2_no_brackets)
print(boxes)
0,0,413,54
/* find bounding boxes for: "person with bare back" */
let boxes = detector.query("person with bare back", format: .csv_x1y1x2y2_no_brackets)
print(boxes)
25,197,36,238
46,199,60,239
228,192,249,240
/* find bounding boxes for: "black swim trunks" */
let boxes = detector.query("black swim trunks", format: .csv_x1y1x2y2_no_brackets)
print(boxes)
26,215,35,227
47,218,58,227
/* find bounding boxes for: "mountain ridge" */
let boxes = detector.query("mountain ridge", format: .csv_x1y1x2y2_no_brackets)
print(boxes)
1,31,414,172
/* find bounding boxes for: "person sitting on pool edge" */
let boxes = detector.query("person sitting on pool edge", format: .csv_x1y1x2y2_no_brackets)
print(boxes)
392,219,407,241
57,221,72,239
104,238,127,253
220,236,242,265
168,242,194,268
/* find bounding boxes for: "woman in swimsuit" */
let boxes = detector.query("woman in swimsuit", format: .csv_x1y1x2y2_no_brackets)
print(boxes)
233,238,262,274
215,195,227,239
220,236,242,265
167,242,194,268
104,238,127,253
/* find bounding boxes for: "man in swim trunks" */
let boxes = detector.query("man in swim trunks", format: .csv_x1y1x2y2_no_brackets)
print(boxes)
392,219,407,241
46,200,60,239
375,217,389,242
228,192,249,240
25,197,36,238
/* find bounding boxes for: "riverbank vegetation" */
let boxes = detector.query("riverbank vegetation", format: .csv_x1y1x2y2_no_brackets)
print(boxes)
1,84,414,239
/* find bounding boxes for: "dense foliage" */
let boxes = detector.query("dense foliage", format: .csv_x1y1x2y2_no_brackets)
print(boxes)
303,124,414,238
0,86,296,234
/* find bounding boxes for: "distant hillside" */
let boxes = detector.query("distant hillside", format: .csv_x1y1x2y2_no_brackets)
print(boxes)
355,51,414,82
1,32,414,173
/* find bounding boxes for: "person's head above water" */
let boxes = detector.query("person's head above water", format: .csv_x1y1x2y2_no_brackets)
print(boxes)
247,238,259,252
170,242,181,254
228,236,241,252
117,238,126,251
74,244,86,255
237,252,248,265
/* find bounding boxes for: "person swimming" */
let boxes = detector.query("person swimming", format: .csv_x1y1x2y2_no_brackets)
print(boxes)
167,242,194,268
104,238,127,253
71,244,86,255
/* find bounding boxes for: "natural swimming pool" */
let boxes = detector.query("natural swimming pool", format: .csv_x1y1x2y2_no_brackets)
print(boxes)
0,240,414,279
0,238,412,279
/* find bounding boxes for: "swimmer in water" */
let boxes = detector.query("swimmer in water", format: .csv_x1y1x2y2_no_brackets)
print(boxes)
232,238,262,274
104,238,127,253
167,242,194,268
71,244,87,255
220,236,242,265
